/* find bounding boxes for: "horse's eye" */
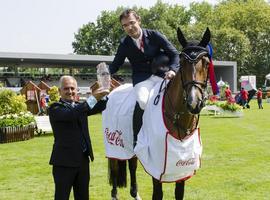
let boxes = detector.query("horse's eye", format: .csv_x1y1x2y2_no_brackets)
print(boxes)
203,57,210,67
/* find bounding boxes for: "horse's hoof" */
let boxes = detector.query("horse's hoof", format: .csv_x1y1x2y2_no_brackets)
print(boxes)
111,197,118,200
134,193,142,200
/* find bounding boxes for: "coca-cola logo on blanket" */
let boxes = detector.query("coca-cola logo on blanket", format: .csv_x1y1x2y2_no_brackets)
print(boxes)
176,158,195,167
105,128,124,148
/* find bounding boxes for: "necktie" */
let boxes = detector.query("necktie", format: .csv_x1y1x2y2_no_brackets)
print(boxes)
139,38,144,52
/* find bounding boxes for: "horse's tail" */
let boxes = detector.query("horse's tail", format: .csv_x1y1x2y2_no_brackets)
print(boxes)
108,159,127,188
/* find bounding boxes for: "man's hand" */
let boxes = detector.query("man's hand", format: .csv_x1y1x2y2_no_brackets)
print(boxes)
110,78,121,91
92,88,110,101
164,70,176,80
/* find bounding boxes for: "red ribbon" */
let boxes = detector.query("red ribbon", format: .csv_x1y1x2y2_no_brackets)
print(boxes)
209,59,219,95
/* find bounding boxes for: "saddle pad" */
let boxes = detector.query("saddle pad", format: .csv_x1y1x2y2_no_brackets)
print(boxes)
134,84,202,182
102,84,136,160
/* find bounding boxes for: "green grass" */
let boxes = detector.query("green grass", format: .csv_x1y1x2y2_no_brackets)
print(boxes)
0,100,269,200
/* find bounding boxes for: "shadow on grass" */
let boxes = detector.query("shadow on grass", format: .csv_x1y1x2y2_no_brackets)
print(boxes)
34,132,53,138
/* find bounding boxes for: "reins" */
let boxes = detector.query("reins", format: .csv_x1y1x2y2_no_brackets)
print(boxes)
164,81,199,141
153,47,210,140
153,77,199,141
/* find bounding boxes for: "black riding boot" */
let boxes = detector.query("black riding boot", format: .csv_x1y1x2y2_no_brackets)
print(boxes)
133,102,144,148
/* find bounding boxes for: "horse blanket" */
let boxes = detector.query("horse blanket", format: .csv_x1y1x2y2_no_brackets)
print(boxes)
102,84,136,160
102,82,203,182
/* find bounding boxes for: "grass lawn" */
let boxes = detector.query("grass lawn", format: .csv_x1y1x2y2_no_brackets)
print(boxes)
0,100,269,200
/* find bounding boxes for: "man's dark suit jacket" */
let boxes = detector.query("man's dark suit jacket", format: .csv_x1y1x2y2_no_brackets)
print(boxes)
109,29,179,85
48,98,107,167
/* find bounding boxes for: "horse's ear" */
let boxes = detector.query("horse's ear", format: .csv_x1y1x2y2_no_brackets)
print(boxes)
177,27,187,48
198,27,211,47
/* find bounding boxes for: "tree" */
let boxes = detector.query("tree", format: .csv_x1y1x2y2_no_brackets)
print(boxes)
73,8,124,55
72,0,270,86
212,27,251,75
0,89,27,115
48,86,60,106
211,0,270,85
72,2,190,55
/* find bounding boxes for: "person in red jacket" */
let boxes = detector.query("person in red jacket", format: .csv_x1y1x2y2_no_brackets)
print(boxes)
224,86,232,100
240,87,249,109
257,88,263,109
39,94,47,115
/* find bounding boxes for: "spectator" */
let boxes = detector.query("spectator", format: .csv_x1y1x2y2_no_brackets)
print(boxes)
224,86,232,100
257,88,263,109
240,87,249,109
39,94,47,115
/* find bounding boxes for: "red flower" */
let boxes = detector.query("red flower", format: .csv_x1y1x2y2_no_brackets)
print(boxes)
209,95,218,102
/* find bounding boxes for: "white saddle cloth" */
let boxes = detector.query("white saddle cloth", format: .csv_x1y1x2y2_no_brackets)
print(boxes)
102,84,136,159
102,82,203,182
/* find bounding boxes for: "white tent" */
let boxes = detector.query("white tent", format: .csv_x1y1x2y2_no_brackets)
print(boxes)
217,77,226,87
264,73,270,89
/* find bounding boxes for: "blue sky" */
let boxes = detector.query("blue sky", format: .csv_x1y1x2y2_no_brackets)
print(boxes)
0,0,218,54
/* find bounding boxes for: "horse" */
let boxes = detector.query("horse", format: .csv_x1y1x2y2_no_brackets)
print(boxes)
102,27,212,200
147,27,211,200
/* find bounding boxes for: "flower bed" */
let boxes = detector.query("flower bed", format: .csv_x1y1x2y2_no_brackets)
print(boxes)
0,112,36,143
0,112,35,128
205,96,243,117
0,89,37,143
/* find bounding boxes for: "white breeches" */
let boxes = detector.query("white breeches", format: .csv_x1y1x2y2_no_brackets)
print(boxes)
134,75,163,110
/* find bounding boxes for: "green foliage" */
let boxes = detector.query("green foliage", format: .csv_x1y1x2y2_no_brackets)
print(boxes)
72,0,270,86
48,86,60,106
206,99,242,112
218,101,242,112
72,2,190,54
0,89,35,127
212,0,270,82
0,89,27,115
212,27,251,74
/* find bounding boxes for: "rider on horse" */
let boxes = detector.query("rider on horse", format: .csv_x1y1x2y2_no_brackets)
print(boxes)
97,9,179,146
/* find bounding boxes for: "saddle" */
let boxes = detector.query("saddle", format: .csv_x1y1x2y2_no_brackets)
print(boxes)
151,52,170,77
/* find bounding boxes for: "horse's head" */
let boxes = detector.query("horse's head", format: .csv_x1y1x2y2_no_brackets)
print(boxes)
177,27,211,114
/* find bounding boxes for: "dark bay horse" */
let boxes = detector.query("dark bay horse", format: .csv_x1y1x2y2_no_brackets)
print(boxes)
150,27,211,200
102,27,212,200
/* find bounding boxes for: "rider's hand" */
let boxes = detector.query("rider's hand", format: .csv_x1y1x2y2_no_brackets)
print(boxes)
164,70,176,80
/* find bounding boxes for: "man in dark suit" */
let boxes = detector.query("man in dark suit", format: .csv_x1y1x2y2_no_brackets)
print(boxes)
98,9,179,145
48,75,108,200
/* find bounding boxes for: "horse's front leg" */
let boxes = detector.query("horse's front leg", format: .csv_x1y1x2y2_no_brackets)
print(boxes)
175,181,185,200
128,157,142,200
152,177,163,200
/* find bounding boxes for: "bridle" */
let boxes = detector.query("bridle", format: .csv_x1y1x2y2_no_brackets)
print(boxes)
179,46,210,107
161,45,210,140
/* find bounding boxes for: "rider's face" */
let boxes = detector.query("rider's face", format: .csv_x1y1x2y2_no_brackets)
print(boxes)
121,14,141,39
